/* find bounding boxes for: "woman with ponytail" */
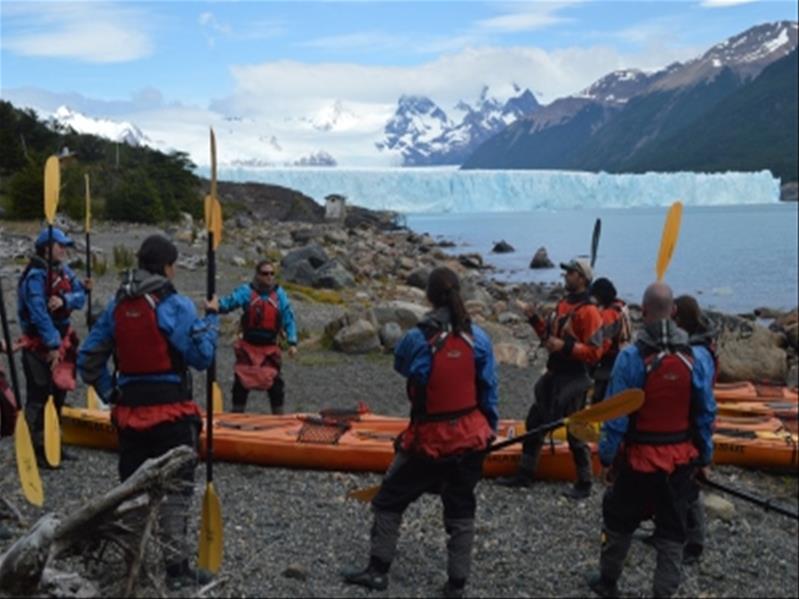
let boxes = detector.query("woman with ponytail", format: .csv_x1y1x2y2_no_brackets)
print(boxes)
343,267,499,598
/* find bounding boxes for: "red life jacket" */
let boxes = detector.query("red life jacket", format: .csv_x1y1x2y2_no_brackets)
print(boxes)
242,288,281,344
113,286,188,406
400,328,493,459
48,270,73,321
627,346,695,445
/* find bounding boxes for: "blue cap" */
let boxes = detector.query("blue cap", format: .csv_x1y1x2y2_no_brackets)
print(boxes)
35,227,74,248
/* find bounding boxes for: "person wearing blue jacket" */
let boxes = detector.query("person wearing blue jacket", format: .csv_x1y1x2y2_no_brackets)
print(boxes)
78,234,219,591
218,260,298,414
343,266,499,599
588,282,716,599
17,227,85,464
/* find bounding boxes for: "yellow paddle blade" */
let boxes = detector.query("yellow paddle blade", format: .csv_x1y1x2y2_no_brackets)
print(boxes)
212,381,223,413
44,395,61,467
84,173,92,233
44,155,61,224
656,201,683,281
199,482,223,573
204,195,223,250
567,420,600,443
568,388,645,424
210,127,218,200
15,412,43,507
87,385,100,410
347,484,381,503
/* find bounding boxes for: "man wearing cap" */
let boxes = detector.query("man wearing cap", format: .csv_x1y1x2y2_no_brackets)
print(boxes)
497,257,603,499
78,234,219,590
17,226,86,465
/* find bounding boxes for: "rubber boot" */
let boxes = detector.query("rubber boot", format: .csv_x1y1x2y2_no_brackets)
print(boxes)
684,497,705,565
496,451,538,488
652,537,683,597
444,517,475,592
370,508,403,566
599,528,633,587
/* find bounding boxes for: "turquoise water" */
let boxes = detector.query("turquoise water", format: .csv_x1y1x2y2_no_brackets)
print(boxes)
407,204,799,314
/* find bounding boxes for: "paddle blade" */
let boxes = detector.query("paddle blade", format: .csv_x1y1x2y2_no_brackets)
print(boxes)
84,173,92,233
87,385,100,410
656,201,683,281
204,195,223,250
15,413,43,506
590,218,601,268
199,482,223,573
44,395,61,467
347,484,381,503
568,388,644,424
44,156,61,224
567,420,600,443
212,381,223,414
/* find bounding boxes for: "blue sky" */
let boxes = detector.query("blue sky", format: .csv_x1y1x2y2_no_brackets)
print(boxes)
1,1,796,165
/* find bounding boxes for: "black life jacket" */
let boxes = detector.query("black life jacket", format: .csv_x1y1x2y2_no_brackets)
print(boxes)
242,286,281,345
626,343,695,445
112,283,189,406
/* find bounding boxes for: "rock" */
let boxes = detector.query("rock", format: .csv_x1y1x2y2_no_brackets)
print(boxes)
281,260,318,286
398,256,416,271
333,319,381,353
174,229,194,243
493,343,529,368
714,316,788,382
291,228,318,244
313,261,355,289
235,214,255,229
779,182,798,202
498,311,524,325
282,564,308,581
323,229,348,245
374,301,428,330
465,300,489,317
379,322,404,350
529,247,554,269
492,240,515,253
231,256,247,267
281,243,329,270
460,279,493,305
459,253,484,269
406,267,431,290
178,212,194,228
703,493,735,522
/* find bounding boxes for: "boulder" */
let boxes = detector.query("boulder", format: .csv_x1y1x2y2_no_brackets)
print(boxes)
406,267,431,290
281,243,329,270
374,301,428,330
703,493,735,522
465,300,489,318
291,228,318,244
459,253,484,269
529,247,554,269
313,261,355,289
492,240,515,253
324,229,349,245
333,320,381,354
493,343,529,368
713,315,788,382
281,260,318,287
235,214,255,229
379,322,404,350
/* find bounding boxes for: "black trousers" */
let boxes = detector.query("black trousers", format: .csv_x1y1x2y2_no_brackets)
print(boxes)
373,450,485,520
117,417,200,483
232,374,284,413
21,349,67,448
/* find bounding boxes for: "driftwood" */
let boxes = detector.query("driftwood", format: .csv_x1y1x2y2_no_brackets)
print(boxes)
0,446,195,596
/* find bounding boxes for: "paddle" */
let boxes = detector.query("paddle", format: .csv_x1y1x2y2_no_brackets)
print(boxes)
700,475,798,520
43,155,61,468
347,388,644,502
83,174,101,411
199,127,223,574
656,201,683,281
1,277,44,506
590,218,601,268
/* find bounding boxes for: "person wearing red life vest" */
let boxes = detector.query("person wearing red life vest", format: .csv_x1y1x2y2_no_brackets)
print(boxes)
590,277,632,404
674,294,718,567
77,235,219,591
217,260,298,414
16,227,86,465
588,283,716,599
497,257,603,500
343,267,499,599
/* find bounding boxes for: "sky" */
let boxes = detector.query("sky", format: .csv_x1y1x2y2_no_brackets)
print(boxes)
1,0,797,167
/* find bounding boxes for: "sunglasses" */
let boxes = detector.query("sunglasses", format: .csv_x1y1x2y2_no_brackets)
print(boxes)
259,270,275,276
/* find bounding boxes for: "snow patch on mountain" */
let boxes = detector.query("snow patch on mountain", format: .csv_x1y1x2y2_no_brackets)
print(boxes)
50,106,151,146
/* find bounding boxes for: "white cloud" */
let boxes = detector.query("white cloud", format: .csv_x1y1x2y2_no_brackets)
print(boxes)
1,2,153,63
476,1,582,33
700,0,758,7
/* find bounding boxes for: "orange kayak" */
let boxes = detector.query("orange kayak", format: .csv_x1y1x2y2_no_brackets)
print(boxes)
717,401,799,434
60,407,799,476
714,382,799,403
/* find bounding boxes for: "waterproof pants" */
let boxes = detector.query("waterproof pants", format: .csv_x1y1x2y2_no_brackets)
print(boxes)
521,370,593,484
369,450,484,584
21,349,66,453
600,463,693,597
117,417,200,571
232,375,285,414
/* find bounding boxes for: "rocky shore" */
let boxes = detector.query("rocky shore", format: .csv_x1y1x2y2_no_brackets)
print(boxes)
0,191,797,597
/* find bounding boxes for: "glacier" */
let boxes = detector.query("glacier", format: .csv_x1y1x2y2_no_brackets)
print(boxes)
212,166,781,213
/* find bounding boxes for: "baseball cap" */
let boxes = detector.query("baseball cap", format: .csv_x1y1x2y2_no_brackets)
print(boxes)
35,227,74,248
560,258,593,282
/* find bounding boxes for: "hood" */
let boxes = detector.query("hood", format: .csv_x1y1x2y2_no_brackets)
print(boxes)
636,319,690,353
116,269,171,299
419,306,453,331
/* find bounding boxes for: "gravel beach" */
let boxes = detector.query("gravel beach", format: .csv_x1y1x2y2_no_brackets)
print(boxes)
1,220,797,598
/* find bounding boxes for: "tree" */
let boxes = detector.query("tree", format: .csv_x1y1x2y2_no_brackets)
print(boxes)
7,159,44,219
105,170,164,223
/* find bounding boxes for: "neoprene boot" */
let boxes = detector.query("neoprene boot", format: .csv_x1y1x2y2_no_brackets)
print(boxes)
652,537,683,598
599,528,633,586
496,452,537,488
342,556,390,591
445,517,475,592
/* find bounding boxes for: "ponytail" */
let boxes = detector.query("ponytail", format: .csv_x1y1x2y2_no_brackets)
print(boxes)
426,267,472,335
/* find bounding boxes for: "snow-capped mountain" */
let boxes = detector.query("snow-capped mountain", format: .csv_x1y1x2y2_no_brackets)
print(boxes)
574,69,655,105
50,106,151,146
377,86,539,166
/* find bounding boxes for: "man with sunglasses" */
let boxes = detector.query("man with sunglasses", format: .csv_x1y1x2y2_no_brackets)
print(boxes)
218,260,298,414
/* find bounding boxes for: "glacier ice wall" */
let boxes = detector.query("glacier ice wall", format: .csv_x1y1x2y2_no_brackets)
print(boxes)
214,166,781,213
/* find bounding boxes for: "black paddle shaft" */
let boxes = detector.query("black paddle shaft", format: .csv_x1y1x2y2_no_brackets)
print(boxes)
206,232,216,483
701,477,799,520
590,218,602,268
481,418,566,455
85,231,92,327
0,278,23,410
